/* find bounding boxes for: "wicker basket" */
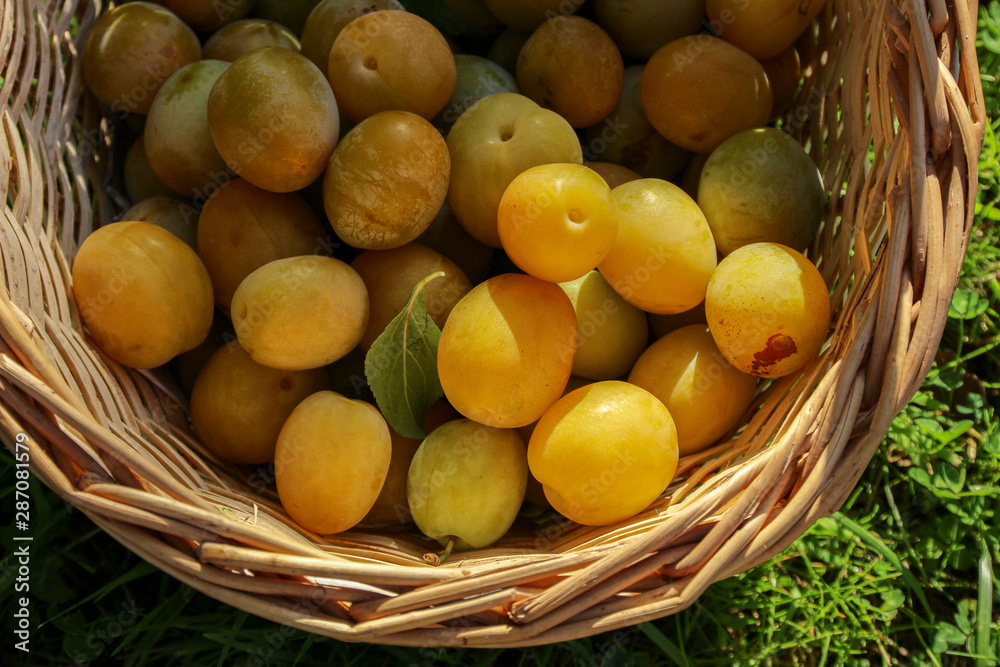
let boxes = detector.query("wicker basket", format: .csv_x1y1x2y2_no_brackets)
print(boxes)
0,0,986,648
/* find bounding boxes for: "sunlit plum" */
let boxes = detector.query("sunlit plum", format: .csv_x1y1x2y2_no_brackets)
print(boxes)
323,111,450,250
705,243,831,378
437,274,577,428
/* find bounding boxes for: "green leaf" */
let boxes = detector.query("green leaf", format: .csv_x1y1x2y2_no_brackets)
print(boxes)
365,272,446,439
974,201,1000,221
932,622,967,652
917,418,974,445
909,467,933,488
879,589,905,621
935,462,966,495
938,369,965,391
956,598,975,636
983,432,1000,456
937,515,961,543
915,417,944,435
950,290,990,320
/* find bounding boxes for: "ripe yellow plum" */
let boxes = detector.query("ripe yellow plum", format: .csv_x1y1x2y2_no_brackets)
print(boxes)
598,179,717,314
434,54,519,133
647,302,707,339
585,65,691,181
559,271,648,380
145,59,230,199
407,419,528,550
208,47,339,193
72,221,213,369
197,179,329,311
350,243,472,350
364,400,458,526
698,127,825,255
524,473,550,507
707,0,828,60
323,111,450,250
231,256,369,370
516,376,595,509
628,325,757,456
528,381,678,525
365,429,421,526
81,3,201,115
447,93,583,247
174,313,232,395
498,164,618,282
641,36,772,153
300,0,404,77
515,375,593,446
191,344,329,465
487,28,531,75
438,274,577,428
706,243,831,378
680,153,709,200
516,16,624,128
760,46,802,118
276,391,391,534
327,10,456,122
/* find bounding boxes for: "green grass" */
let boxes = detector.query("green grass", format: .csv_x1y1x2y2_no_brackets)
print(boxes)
2,5,999,666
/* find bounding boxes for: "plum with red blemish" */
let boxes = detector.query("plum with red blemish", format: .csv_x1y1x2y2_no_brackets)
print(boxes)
705,243,831,378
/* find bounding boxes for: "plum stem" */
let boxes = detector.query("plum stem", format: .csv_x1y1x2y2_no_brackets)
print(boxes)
422,536,457,567
439,536,457,565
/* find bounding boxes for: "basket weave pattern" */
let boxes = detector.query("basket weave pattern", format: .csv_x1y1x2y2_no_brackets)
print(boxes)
0,0,985,646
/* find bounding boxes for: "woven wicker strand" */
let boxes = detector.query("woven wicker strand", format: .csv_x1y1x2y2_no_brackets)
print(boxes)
0,0,985,647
